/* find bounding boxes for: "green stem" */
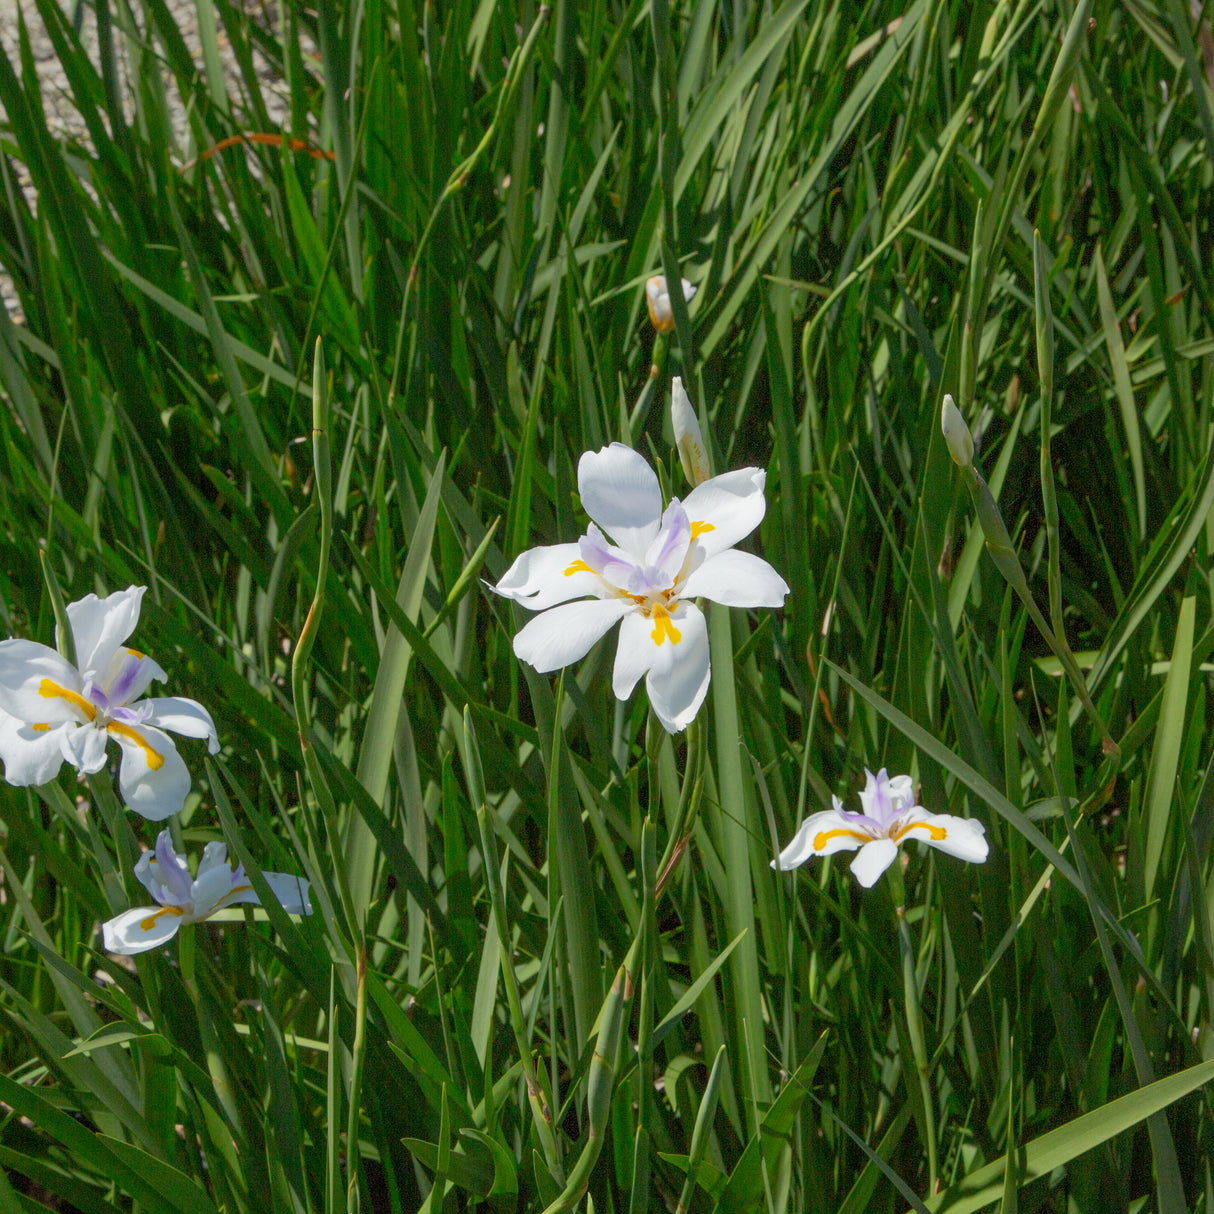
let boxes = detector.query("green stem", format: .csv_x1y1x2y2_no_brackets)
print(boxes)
893,892,937,1193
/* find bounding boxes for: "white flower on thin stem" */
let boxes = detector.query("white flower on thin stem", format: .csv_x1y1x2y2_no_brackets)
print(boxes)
671,377,711,487
102,829,313,955
0,586,218,820
495,443,789,734
645,275,697,333
771,767,988,888
941,394,974,468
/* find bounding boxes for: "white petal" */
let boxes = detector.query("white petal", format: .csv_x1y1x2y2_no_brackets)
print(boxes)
60,724,109,774
100,649,166,706
195,841,230,879
886,773,917,813
143,697,219,754
642,602,710,733
113,725,190,820
0,641,87,725
679,550,789,608
680,469,768,558
771,805,874,869
577,445,662,554
646,276,674,332
66,586,145,680
849,839,901,888
0,713,70,786
259,872,313,915
101,905,184,955
900,812,990,865
512,598,633,673
494,543,604,610
612,611,657,700
191,864,240,920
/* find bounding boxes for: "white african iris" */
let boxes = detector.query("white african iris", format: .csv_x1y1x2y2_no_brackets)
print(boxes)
0,586,218,820
102,830,313,955
771,767,989,888
645,275,697,333
495,443,789,734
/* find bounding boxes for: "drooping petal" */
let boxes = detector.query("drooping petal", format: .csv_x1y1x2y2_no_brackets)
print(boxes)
494,543,605,609
679,550,789,608
143,697,219,753
771,807,847,869
642,601,710,733
0,713,70,786
577,444,663,554
512,598,633,673
114,725,190,821
259,872,313,915
65,586,145,680
898,811,989,864
680,468,768,558
102,904,185,955
612,611,657,701
0,642,88,726
772,804,875,869
849,838,901,888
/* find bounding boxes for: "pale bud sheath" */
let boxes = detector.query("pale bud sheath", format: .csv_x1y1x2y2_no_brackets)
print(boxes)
941,394,974,468
671,377,711,486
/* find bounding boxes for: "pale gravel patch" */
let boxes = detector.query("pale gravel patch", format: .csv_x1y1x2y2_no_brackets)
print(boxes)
0,0,308,322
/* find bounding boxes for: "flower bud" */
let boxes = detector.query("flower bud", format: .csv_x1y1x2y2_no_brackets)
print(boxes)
671,377,711,486
645,275,697,332
941,393,974,467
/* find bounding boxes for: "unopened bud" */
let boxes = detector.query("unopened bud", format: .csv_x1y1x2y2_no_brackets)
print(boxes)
645,275,697,333
671,377,711,485
941,394,974,467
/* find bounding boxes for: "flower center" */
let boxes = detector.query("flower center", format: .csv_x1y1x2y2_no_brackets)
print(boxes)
38,677,164,769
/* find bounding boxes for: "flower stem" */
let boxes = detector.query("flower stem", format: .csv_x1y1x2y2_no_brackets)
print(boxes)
894,896,938,1193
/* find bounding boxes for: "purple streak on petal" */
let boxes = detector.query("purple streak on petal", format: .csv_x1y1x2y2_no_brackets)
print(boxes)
107,651,145,704
153,830,194,905
645,502,691,582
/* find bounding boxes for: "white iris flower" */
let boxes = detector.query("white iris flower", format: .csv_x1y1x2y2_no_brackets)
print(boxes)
772,767,989,888
102,829,312,955
645,275,697,332
495,443,789,733
0,586,218,820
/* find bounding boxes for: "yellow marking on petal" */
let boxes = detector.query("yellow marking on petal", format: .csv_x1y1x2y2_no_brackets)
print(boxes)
219,884,255,908
138,905,184,932
106,721,165,770
38,679,96,721
564,559,594,576
126,647,145,659
650,603,682,646
812,827,875,850
690,520,715,538
893,820,947,843
32,723,50,733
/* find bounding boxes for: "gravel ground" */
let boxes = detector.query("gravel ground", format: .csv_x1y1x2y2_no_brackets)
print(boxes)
0,0,302,322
